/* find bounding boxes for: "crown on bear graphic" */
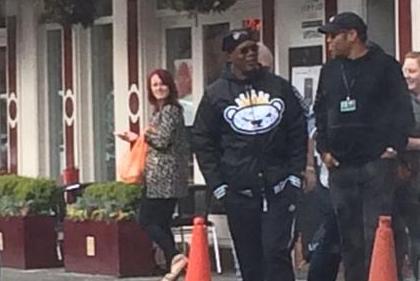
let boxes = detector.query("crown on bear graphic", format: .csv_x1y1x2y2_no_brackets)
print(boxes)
234,90,271,107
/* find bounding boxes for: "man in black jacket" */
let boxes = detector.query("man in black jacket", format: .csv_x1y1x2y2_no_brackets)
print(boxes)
192,29,307,281
314,12,414,281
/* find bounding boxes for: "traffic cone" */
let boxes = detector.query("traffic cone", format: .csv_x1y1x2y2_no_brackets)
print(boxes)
185,217,212,281
368,216,398,281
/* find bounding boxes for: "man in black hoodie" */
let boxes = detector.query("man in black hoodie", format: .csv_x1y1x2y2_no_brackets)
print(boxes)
314,12,414,281
192,29,307,281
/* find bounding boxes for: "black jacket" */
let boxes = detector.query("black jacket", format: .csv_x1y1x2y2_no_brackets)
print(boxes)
314,46,414,165
192,65,307,196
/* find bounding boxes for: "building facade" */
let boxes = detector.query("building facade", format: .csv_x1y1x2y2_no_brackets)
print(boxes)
0,0,418,184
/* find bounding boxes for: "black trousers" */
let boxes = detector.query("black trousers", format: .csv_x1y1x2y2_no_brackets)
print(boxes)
395,176,420,279
307,186,341,281
138,197,178,269
225,189,297,281
329,158,398,281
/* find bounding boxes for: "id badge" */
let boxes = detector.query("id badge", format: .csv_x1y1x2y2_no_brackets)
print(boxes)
340,97,357,113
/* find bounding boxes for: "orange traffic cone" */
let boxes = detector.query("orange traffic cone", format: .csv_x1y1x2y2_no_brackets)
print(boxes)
368,216,398,281
185,217,212,281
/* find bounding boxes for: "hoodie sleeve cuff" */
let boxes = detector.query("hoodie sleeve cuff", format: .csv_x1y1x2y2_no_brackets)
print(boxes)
213,184,228,200
287,175,303,189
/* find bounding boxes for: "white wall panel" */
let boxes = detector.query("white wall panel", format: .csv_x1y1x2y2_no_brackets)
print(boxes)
17,0,41,176
413,0,420,50
274,0,325,77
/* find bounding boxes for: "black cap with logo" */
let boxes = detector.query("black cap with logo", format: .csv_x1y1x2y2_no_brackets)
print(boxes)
318,12,367,37
222,28,257,53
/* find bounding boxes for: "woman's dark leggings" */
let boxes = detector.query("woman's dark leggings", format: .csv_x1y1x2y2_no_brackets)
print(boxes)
138,197,178,269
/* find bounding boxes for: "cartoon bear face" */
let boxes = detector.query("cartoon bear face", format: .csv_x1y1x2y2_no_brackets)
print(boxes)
224,98,285,135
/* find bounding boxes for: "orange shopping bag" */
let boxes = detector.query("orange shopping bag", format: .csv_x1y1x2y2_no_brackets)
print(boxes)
118,134,148,184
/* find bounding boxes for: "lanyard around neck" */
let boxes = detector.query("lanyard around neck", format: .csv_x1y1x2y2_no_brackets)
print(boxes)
340,63,356,99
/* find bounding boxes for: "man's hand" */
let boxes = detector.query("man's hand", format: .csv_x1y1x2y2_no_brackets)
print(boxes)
114,131,139,143
407,137,420,151
321,152,340,169
303,166,316,193
380,147,397,159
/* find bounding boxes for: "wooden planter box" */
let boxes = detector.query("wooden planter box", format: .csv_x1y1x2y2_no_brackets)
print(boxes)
0,216,62,269
64,220,155,277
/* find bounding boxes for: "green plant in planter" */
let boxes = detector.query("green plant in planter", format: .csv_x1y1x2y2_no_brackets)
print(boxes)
41,0,96,28
66,182,143,222
0,175,24,197
0,175,59,217
15,178,60,216
0,175,25,216
0,196,21,217
159,0,237,14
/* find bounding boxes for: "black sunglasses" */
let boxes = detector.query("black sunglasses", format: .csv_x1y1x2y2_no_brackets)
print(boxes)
239,44,258,55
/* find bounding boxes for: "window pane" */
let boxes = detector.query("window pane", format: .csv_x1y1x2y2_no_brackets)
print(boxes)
0,97,6,173
367,0,395,56
91,23,114,181
94,0,112,17
0,47,5,93
0,45,6,172
156,0,168,10
165,27,192,125
203,23,230,86
0,0,5,28
166,28,191,78
165,28,193,184
47,30,63,179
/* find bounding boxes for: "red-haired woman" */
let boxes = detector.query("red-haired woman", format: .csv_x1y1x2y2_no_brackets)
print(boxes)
116,69,189,281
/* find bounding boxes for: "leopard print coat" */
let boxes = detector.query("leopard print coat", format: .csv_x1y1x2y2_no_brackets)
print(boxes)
144,104,189,199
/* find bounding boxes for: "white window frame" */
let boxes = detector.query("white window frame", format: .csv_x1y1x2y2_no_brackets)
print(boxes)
412,0,420,51
85,11,114,181
58,1,113,182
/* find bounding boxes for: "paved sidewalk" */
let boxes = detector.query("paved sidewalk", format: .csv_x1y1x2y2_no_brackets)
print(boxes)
0,268,313,281
0,268,239,281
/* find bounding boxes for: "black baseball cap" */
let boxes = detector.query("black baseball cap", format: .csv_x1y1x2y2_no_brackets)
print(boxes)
222,28,257,53
318,12,367,36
